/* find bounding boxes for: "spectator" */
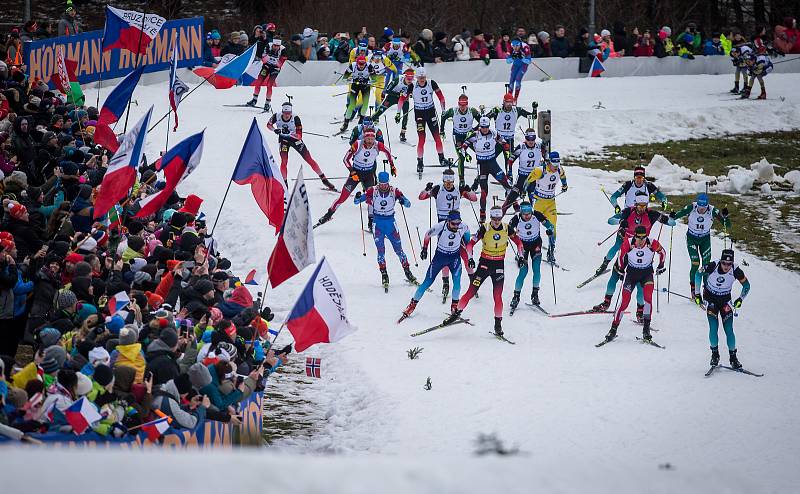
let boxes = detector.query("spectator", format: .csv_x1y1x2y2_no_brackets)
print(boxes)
380,27,394,46
551,26,571,57
210,31,222,58
496,31,513,59
252,25,264,46
286,34,307,63
220,32,245,57
469,30,490,63
774,17,800,54
20,21,39,43
201,33,216,67
301,27,319,61
413,29,436,63
485,33,497,59
612,21,629,56
239,33,249,48
527,32,543,58
660,26,675,55
317,36,331,60
515,27,527,41
5,36,22,68
332,33,352,63
654,30,669,58
703,32,725,56
573,28,590,58
451,33,470,61
537,31,552,57
57,6,81,37
751,25,769,54
633,29,654,57
601,29,621,57
433,32,454,62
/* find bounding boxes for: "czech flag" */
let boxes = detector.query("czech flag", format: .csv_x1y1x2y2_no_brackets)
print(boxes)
141,416,171,442
231,118,286,229
108,291,131,315
285,257,357,352
267,168,315,288
94,66,145,153
103,6,166,55
135,130,204,218
239,59,269,87
94,106,153,218
589,56,606,78
64,397,103,435
193,44,257,89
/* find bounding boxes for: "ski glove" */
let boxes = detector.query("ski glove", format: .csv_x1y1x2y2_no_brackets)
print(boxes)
661,200,668,210
468,258,475,270
561,184,568,192
545,229,553,237
614,205,621,214
273,128,281,135
669,211,677,219
721,207,729,217
460,185,471,194
733,297,743,309
516,255,526,268
693,294,703,306
349,169,360,182
656,263,666,275
394,112,402,123
420,249,428,260
400,197,411,207
463,152,472,162
391,165,397,177
425,182,434,191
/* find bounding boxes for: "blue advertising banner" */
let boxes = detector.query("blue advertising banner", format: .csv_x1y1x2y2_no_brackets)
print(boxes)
23,17,204,85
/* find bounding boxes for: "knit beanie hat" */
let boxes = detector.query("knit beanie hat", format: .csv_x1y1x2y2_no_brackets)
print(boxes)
93,364,114,387
41,345,67,374
194,279,214,296
119,326,138,346
54,289,78,311
159,327,179,349
105,314,125,334
38,327,61,348
73,261,92,278
88,346,111,367
188,362,212,389
75,372,93,396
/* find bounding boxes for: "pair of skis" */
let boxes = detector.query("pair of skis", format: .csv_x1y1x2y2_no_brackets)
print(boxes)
595,335,665,349
408,316,516,344
223,103,272,114
509,302,549,316
705,365,764,377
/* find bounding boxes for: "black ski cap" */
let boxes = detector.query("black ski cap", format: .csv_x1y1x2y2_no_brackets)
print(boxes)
721,249,734,263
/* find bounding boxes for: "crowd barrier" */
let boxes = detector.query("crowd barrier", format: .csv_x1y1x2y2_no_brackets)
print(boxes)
0,391,263,448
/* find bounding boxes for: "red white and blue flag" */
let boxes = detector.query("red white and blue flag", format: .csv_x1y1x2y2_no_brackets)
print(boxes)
168,36,190,131
305,357,321,378
134,130,204,218
589,57,606,78
285,257,356,352
94,66,145,153
64,397,103,435
231,118,286,229
108,290,131,315
244,269,258,285
192,44,257,89
141,416,171,441
94,106,153,218
267,168,315,288
103,6,166,55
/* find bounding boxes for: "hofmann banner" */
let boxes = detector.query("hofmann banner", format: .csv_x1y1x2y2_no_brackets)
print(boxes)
23,17,204,85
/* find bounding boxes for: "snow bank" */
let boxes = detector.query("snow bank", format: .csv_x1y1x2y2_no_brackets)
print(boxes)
751,158,776,181
725,167,758,193
785,170,800,193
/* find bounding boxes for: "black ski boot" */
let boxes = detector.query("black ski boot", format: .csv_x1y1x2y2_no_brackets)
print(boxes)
245,97,258,107
729,349,742,370
450,299,459,314
604,323,618,342
740,87,751,99
494,317,503,337
339,120,350,134
729,82,739,94
443,309,462,325
404,267,417,284
367,216,374,233
641,320,652,342
320,175,337,191
710,346,720,366
264,99,272,112
531,287,540,305
380,268,389,288
636,304,644,323
471,176,480,192
442,277,450,298
546,244,556,264
593,295,612,312
510,290,521,310
399,130,407,142
317,209,334,225
595,257,610,276
438,153,447,166
416,158,424,174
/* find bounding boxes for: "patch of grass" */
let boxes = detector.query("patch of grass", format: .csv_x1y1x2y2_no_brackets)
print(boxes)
569,130,800,176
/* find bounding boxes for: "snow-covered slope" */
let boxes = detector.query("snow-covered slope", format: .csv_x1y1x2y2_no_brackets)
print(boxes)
77,74,800,491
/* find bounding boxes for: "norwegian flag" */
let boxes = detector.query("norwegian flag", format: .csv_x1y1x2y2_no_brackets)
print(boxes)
305,357,321,378
108,291,130,315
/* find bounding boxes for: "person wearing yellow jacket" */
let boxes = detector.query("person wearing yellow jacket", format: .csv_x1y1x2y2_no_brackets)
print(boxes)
524,151,567,264
110,326,146,383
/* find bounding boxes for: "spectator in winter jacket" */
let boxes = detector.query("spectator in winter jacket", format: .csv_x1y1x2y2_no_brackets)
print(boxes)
774,17,800,54
703,33,725,56
286,35,307,63
469,30,490,61
633,30,655,57
151,374,208,430
432,32,454,62
413,29,436,63
612,21,629,56
201,34,216,67
301,28,319,61
496,32,513,59
451,34,470,61
111,326,147,383
144,327,183,385
537,32,552,57
57,6,80,37
220,32,245,57
573,28,590,58
550,26,571,57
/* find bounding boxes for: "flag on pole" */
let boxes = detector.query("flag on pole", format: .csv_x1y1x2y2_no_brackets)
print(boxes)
108,204,123,230
64,397,103,435
589,57,606,78
108,291,131,315
141,416,171,441
231,118,286,229
168,37,190,131
305,357,322,378
134,131,204,218
192,44,257,89
94,106,153,218
267,168,315,288
94,66,145,153
49,47,85,105
285,257,356,352
103,6,166,55
244,269,258,285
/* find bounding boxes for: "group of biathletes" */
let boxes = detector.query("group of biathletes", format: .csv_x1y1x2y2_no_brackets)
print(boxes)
248,36,751,371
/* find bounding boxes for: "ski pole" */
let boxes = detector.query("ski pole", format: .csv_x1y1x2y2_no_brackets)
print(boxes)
428,193,433,259
597,228,619,246
286,61,303,75
551,258,557,304
667,224,674,303
600,185,616,208
331,91,349,97
655,222,665,313
660,287,692,301
530,60,553,80
303,131,330,138
358,200,367,257
415,226,428,262
400,204,418,267
383,115,394,157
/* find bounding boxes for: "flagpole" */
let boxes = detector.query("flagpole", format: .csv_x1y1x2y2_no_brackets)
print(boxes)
165,108,171,154
122,1,150,133
208,178,234,237
147,77,210,133
96,36,106,109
